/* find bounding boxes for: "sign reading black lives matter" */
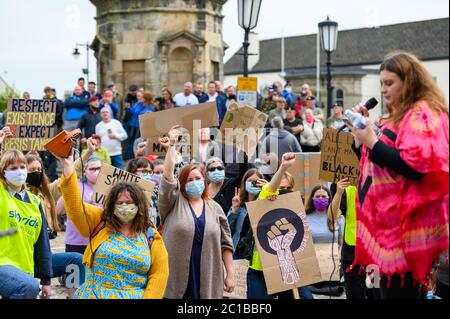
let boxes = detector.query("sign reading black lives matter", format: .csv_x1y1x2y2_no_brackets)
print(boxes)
92,163,155,206
319,128,360,185
3,98,57,151
246,191,322,295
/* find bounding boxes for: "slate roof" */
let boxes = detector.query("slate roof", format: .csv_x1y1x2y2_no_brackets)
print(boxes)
224,18,449,75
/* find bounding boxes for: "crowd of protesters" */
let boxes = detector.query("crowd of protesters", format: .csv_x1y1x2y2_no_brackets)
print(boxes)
0,51,448,300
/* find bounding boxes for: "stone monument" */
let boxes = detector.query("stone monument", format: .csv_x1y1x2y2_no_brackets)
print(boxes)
90,0,228,95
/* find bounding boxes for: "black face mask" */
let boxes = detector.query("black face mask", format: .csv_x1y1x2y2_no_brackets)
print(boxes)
26,171,43,187
279,188,293,195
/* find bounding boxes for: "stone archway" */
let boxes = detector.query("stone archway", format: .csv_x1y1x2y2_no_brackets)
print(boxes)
168,47,193,93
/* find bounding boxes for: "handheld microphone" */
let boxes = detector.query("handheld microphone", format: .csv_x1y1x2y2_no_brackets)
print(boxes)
338,98,378,132
364,97,378,111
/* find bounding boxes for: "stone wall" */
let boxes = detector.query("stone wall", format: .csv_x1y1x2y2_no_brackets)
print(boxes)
90,0,227,96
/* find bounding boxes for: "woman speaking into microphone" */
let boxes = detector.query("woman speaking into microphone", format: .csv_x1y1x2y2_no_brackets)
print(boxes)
349,51,448,299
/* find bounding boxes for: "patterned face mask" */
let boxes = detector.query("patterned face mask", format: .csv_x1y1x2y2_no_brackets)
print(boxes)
113,203,138,224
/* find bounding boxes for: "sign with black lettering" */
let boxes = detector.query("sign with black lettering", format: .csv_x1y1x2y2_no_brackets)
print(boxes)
145,131,192,157
92,163,155,206
2,98,57,151
319,128,360,185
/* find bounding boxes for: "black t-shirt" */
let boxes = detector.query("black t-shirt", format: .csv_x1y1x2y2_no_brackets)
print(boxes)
283,118,302,142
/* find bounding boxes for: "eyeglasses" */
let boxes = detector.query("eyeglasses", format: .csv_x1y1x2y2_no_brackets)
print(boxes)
136,169,152,174
207,166,224,172
87,167,101,172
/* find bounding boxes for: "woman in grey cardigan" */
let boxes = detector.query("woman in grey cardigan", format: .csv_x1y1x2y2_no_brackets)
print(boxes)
157,125,235,299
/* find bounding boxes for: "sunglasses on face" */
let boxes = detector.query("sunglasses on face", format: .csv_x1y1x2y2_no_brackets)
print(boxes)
207,166,224,172
88,167,101,172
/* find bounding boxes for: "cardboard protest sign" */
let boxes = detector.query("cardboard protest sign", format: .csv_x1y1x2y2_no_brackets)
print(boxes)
92,163,155,206
139,101,219,139
2,98,57,151
314,243,341,281
217,103,268,157
145,132,192,157
319,128,360,185
246,191,322,295
286,153,324,201
223,259,248,299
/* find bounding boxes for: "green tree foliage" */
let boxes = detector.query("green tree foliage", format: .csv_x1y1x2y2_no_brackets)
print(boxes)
0,87,20,112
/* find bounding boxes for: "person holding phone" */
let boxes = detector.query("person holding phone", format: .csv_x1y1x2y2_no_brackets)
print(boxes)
348,52,448,299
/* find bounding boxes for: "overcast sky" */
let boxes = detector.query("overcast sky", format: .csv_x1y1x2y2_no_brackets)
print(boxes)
0,0,448,98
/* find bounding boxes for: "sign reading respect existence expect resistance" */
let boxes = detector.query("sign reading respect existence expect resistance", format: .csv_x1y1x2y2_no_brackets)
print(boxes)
3,99,57,151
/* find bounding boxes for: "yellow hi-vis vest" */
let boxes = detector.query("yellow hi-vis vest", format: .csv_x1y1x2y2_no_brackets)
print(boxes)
0,183,42,275
249,184,279,271
344,186,357,246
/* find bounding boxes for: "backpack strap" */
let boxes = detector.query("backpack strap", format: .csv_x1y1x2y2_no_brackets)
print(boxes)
91,220,106,238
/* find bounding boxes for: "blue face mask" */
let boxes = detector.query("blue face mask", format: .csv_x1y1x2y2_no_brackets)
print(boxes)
151,173,162,185
185,180,205,198
208,169,225,183
245,181,261,195
259,165,273,175
141,173,153,181
5,169,28,187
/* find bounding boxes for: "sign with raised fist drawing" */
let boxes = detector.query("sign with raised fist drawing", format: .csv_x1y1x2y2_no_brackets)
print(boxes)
246,191,322,294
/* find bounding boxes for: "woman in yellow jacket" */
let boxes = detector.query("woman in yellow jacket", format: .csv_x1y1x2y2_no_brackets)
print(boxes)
56,150,169,299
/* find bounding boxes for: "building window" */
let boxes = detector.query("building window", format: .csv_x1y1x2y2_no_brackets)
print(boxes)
211,62,220,81
336,89,344,106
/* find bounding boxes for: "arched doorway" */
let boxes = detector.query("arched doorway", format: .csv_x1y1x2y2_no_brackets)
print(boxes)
169,47,193,93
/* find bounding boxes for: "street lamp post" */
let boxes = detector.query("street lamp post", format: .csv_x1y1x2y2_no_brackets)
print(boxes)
237,0,262,77
72,42,90,83
318,17,338,118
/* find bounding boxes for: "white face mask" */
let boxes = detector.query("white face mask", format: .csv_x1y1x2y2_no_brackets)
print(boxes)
5,169,28,187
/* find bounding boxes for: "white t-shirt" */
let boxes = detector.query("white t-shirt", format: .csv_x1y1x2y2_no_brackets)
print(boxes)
173,93,199,106
95,119,128,156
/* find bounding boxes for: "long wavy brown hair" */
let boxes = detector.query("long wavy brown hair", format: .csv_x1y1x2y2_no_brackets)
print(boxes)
102,182,153,234
25,154,59,232
380,51,449,126
305,185,335,232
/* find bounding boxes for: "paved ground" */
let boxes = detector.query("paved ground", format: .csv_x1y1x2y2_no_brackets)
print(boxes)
49,231,70,299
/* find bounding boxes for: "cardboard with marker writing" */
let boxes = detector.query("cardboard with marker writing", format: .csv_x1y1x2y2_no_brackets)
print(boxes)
319,128,360,185
145,131,192,157
218,103,268,156
246,191,322,295
286,153,324,201
92,163,155,206
223,259,248,299
139,101,219,139
3,98,57,151
314,243,341,281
